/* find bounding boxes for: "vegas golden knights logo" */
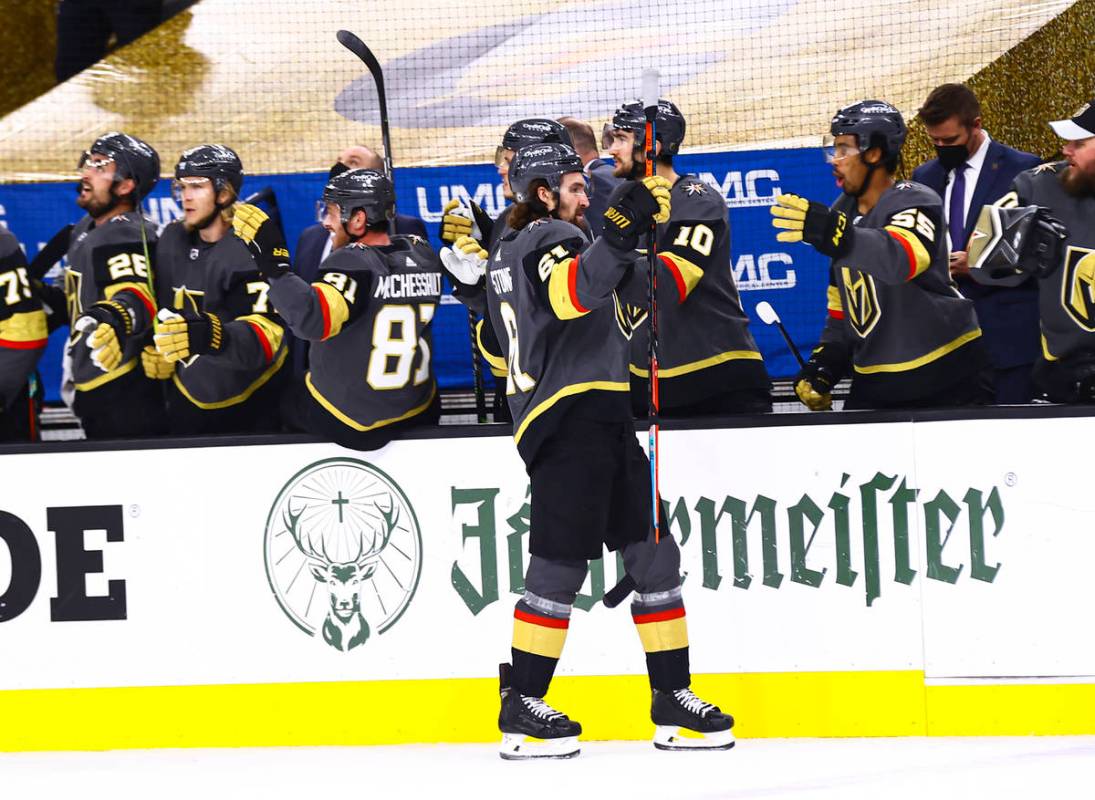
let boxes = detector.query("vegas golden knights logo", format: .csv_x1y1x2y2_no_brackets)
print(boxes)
841,267,881,338
1061,247,1095,331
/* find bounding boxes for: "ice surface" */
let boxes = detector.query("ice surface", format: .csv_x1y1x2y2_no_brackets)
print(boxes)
1,736,1092,800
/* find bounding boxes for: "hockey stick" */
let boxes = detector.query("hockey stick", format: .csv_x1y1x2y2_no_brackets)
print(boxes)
336,30,393,189
644,69,662,547
606,71,662,611
28,224,75,282
337,29,487,421
243,186,286,241
755,300,805,367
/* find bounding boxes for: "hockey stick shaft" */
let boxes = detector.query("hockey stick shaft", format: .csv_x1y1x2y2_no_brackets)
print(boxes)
468,309,487,422
28,224,74,282
338,29,487,420
776,321,806,368
644,70,661,546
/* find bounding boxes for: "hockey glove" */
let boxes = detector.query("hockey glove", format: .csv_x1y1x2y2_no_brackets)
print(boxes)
771,194,853,259
140,345,173,380
440,198,490,246
232,203,291,280
439,235,488,288
153,308,227,364
794,358,837,411
601,175,672,251
74,300,133,373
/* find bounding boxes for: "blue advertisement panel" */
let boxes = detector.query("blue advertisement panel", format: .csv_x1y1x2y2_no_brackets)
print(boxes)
0,147,835,401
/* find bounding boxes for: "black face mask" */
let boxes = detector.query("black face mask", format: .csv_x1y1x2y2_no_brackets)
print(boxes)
328,161,350,181
935,144,968,172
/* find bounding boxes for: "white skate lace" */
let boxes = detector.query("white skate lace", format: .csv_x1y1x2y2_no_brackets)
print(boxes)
521,696,565,721
673,688,716,717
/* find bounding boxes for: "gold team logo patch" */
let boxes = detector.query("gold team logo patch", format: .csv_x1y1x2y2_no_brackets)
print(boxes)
1061,246,1095,331
840,267,881,338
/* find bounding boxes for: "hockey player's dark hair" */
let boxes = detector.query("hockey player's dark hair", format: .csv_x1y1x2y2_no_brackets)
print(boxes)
508,179,552,230
918,84,982,128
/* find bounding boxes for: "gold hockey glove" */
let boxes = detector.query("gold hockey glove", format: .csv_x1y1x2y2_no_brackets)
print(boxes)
141,345,173,380
771,194,853,258
439,235,488,288
74,300,133,373
154,308,226,363
794,358,836,411
233,203,291,279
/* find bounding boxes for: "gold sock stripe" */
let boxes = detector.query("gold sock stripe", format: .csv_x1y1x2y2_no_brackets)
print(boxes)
512,609,569,660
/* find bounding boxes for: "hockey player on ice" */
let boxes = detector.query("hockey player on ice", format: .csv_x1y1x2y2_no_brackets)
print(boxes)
485,142,734,759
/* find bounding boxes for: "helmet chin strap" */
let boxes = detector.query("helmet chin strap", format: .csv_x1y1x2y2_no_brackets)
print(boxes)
844,153,881,199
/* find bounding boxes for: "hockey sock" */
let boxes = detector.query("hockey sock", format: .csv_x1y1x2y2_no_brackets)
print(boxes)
632,590,691,691
511,597,571,698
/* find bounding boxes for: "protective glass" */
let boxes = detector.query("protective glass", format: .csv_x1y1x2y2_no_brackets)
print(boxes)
494,146,514,169
601,122,616,150
77,151,115,173
171,176,211,202
822,134,861,164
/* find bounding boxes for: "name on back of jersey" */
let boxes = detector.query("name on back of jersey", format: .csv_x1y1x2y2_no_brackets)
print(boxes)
490,267,513,295
373,272,442,300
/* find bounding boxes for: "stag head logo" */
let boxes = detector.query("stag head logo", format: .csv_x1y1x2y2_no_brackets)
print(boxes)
264,458,423,651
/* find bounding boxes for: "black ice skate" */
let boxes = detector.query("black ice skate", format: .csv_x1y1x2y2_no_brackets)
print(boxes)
498,663,581,760
651,687,735,751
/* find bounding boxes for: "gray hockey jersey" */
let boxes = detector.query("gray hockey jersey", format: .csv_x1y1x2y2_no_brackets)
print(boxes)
0,229,47,410
155,220,287,409
629,174,768,407
992,162,1095,362
65,213,158,393
817,181,983,401
485,216,646,462
268,235,441,431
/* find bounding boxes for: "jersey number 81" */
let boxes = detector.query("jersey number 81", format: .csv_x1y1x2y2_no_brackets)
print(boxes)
367,304,435,390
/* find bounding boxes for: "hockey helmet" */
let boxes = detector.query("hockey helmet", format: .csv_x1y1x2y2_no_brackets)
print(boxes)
508,143,585,204
496,119,573,167
175,144,244,195
322,168,395,226
827,101,907,167
79,132,161,198
605,99,686,156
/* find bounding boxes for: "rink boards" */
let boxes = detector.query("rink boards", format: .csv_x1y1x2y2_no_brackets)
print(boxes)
0,412,1093,750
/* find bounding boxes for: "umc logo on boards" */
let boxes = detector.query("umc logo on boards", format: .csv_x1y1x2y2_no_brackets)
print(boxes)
0,506,127,623
263,458,423,652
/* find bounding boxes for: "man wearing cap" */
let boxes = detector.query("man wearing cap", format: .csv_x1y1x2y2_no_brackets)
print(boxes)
912,84,1042,403
968,100,1095,403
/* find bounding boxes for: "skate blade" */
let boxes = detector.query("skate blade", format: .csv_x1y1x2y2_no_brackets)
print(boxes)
653,725,736,751
499,733,580,760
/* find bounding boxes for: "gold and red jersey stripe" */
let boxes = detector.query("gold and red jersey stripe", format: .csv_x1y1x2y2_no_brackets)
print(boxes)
658,252,704,302
546,256,589,320
884,226,931,280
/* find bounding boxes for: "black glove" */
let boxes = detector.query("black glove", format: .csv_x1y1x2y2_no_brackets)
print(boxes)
153,309,227,363
232,203,291,279
771,194,854,259
601,175,672,251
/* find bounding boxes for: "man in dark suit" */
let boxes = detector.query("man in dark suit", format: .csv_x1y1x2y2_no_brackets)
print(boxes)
292,145,430,377
912,84,1042,403
558,116,621,238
